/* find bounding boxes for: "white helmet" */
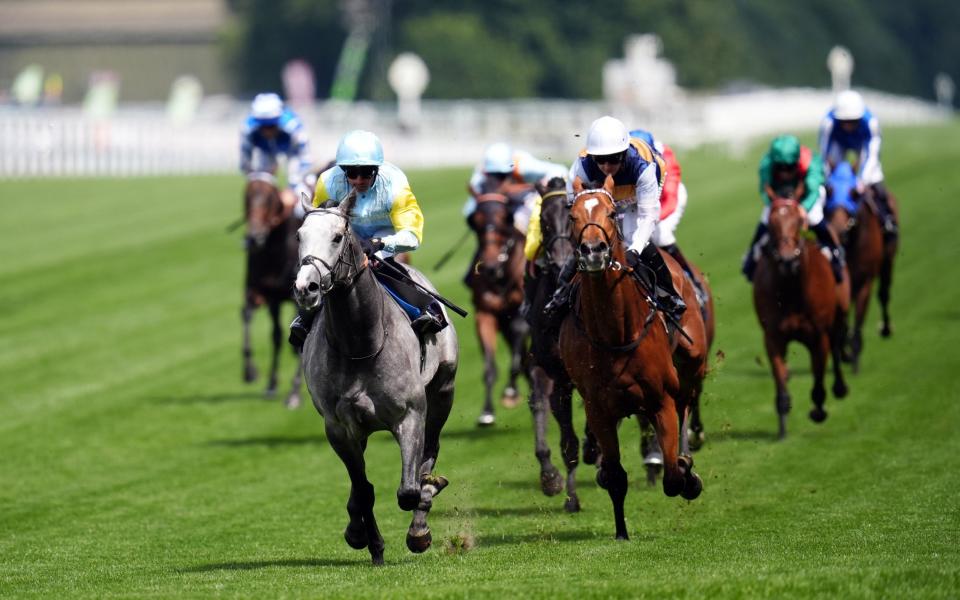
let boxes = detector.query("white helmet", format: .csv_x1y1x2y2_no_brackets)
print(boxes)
586,116,630,156
834,90,866,120
483,142,514,174
251,93,284,123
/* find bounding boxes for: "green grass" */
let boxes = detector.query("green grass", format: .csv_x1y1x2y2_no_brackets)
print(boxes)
1,123,959,599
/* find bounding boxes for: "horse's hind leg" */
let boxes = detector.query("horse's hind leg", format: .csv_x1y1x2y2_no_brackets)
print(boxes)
831,311,849,399
808,334,830,424
475,312,499,426
265,301,282,397
850,279,873,374
501,316,529,408
653,394,699,501
241,299,258,383
326,426,385,565
549,377,581,512
878,252,895,338
529,366,563,497
407,377,455,553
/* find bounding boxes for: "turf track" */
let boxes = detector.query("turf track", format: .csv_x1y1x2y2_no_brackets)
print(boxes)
1,123,958,598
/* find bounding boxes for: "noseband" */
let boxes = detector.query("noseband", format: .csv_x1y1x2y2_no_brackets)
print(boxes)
573,189,622,272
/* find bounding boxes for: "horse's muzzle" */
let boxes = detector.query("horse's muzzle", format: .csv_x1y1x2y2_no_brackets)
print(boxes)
294,265,325,309
577,240,611,273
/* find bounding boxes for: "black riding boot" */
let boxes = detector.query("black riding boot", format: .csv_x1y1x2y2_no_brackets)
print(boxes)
543,256,577,322
288,307,317,351
741,222,768,282
870,182,898,242
637,243,686,322
812,221,845,283
663,243,708,306
411,301,447,336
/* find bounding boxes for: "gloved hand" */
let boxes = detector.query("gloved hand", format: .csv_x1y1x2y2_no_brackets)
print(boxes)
359,237,384,257
855,180,866,195
625,248,641,268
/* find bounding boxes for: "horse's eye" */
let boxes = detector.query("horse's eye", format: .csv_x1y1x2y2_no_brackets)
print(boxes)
332,233,343,244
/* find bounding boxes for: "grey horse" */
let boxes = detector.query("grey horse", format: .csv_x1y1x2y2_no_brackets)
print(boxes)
293,194,459,566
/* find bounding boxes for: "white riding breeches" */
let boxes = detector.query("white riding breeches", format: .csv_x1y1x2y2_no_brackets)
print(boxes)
652,182,688,247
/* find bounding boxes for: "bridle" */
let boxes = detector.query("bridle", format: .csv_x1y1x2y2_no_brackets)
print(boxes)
539,190,574,266
765,198,805,272
572,188,624,273
472,195,517,281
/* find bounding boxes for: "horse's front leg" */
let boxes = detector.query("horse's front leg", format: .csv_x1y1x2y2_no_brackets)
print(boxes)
326,425,384,565
529,366,562,497
475,311,499,426
285,347,303,409
241,297,258,383
878,250,895,338
585,403,629,540
764,332,791,439
548,375,580,512
407,376,454,553
266,301,282,397
808,332,830,424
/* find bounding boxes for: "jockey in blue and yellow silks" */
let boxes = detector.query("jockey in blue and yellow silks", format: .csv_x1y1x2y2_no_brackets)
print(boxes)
543,116,686,323
289,130,444,349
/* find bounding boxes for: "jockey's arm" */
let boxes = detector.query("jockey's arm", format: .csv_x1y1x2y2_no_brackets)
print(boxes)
523,194,544,262
858,117,882,189
383,184,424,254
626,165,662,253
239,132,254,174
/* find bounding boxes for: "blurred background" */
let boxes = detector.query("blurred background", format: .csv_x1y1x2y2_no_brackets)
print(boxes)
0,0,956,177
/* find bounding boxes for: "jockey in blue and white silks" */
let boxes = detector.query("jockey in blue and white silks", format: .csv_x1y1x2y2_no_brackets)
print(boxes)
240,92,313,215
462,143,568,236
289,130,443,348
543,116,686,323
818,90,897,240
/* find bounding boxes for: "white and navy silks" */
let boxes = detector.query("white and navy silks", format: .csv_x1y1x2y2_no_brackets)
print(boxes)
566,140,665,255
818,109,884,186
240,109,313,190
462,149,568,235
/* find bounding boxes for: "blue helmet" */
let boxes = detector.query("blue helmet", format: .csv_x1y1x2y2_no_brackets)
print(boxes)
335,130,384,166
629,128,655,148
250,93,284,126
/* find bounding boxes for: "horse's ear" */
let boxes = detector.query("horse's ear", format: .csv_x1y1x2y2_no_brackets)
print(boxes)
572,177,584,194
339,188,358,218
299,190,314,214
603,174,615,196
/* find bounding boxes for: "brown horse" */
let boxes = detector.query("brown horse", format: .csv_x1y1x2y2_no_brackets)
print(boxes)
753,198,850,438
467,192,530,426
241,173,304,408
828,190,898,373
559,177,703,540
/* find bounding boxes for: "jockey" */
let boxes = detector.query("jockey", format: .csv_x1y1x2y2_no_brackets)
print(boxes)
545,116,686,323
463,142,568,235
741,134,845,283
628,128,700,295
288,130,444,350
818,90,897,241
240,92,312,217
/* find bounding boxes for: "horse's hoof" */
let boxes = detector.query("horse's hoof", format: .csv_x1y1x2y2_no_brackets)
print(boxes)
563,496,581,513
681,473,703,500
663,476,683,498
540,468,564,497
243,366,258,383
615,531,630,541
476,412,495,427
500,387,519,408
809,407,828,423
264,386,277,399
833,381,848,399
879,323,892,338
677,455,694,472
687,429,705,452
397,487,420,512
582,441,599,465
406,529,432,554
344,525,367,550
371,552,385,566
284,392,301,410
422,474,449,497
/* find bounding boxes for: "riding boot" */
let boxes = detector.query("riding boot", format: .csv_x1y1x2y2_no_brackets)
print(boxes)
662,243,707,303
870,182,899,242
288,307,317,351
543,256,577,323
411,301,447,336
812,221,845,283
638,243,686,322
741,222,768,282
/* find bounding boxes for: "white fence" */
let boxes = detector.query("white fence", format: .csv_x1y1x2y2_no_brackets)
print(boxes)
0,89,951,179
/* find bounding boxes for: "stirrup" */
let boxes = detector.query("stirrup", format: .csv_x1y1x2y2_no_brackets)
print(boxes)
411,311,446,336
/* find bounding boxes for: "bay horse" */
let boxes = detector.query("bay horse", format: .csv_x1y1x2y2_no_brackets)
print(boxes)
559,177,703,540
466,191,530,426
827,162,898,372
753,197,850,438
241,172,303,408
293,193,459,565
524,180,584,511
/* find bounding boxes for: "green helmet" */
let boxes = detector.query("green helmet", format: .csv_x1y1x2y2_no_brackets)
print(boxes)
770,135,801,165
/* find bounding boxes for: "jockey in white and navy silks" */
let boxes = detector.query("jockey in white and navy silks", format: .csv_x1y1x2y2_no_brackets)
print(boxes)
288,130,444,349
240,92,312,216
818,90,897,240
462,143,568,236
543,116,686,322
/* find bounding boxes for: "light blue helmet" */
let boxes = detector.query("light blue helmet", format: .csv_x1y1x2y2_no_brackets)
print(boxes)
335,130,384,166
483,142,514,174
